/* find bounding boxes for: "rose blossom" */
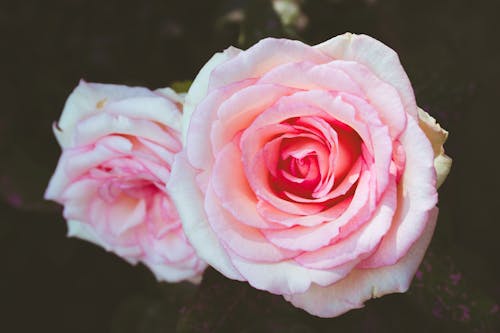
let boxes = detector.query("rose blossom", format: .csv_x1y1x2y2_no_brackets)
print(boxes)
168,33,452,316
45,81,206,283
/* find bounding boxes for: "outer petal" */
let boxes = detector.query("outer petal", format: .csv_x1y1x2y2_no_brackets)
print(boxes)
73,113,178,148
186,79,255,170
257,61,363,96
145,231,195,263
55,81,164,148
182,46,242,142
145,257,205,283
104,96,182,130
166,153,244,281
209,38,330,91
315,33,417,119
417,108,452,188
67,219,106,249
44,137,131,200
67,219,140,265
229,254,358,296
60,179,99,221
155,87,185,105
360,116,437,268
329,60,407,139
434,155,453,189
284,208,437,318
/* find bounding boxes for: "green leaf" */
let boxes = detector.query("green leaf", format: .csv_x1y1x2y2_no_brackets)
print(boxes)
170,80,193,93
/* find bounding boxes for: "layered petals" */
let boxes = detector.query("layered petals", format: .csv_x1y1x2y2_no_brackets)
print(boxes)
284,208,438,318
171,32,451,317
45,81,206,283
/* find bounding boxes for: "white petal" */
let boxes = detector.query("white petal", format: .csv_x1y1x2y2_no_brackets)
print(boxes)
417,108,452,188
144,259,205,283
67,219,105,248
182,47,241,143
55,80,159,148
434,154,453,189
166,153,244,281
105,96,182,131
155,87,185,105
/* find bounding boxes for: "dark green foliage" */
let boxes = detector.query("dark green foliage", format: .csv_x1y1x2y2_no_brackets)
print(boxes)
171,81,193,94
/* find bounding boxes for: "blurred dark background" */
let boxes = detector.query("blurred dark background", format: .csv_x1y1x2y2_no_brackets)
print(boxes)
1,0,499,332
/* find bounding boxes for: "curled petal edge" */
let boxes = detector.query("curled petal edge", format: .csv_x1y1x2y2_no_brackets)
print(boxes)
417,108,452,188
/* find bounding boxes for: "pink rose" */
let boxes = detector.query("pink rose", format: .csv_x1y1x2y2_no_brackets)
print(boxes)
168,33,452,316
45,81,206,283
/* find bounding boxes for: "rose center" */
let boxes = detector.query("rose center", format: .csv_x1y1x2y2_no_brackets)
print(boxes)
269,116,361,201
91,157,164,204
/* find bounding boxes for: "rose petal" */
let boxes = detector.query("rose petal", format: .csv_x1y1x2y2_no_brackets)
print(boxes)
242,90,392,216
257,61,363,96
107,197,147,236
147,194,181,238
44,137,131,200
211,84,296,153
137,137,178,166
284,207,437,317
167,153,244,281
417,108,452,188
142,228,195,264
209,38,330,91
55,81,162,147
338,93,392,198
229,254,357,295
330,60,407,139
145,257,205,283
206,181,299,262
256,197,351,228
154,87,185,105
67,219,107,250
212,141,282,229
434,154,453,189
360,116,437,268
294,176,396,270
262,168,373,251
67,219,140,266
105,96,182,131
60,178,99,221
186,79,256,169
182,46,242,142
315,33,417,119
73,112,177,148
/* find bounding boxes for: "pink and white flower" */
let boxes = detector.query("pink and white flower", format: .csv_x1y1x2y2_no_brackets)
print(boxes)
168,33,452,316
45,81,206,283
